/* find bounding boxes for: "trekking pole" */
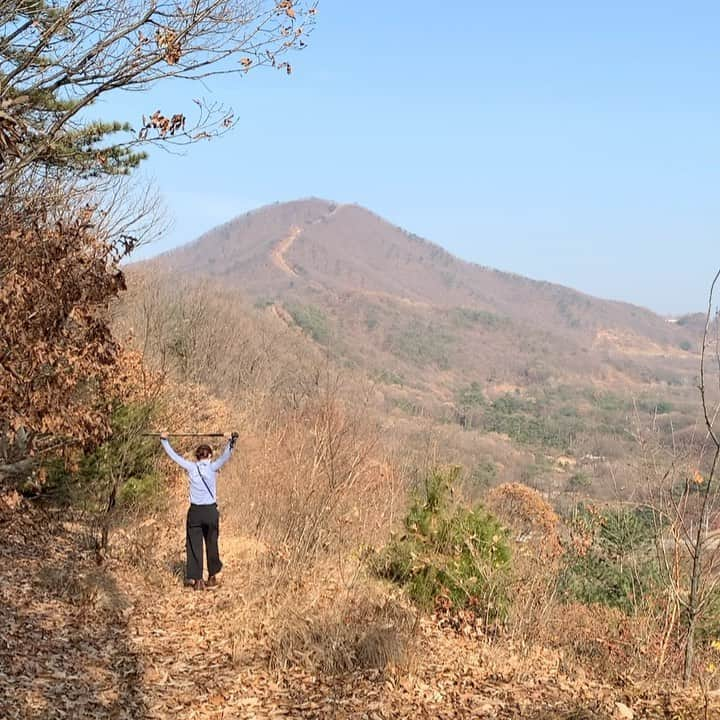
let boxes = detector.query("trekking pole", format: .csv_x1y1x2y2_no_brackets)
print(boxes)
142,432,226,438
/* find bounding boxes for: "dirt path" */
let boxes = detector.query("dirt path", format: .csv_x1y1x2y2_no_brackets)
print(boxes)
271,225,302,277
2,501,714,720
0,507,146,720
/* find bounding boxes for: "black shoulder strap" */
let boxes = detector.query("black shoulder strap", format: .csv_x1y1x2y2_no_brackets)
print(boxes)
195,463,215,503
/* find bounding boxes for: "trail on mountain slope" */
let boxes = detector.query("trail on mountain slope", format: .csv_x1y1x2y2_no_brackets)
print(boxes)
271,225,302,277
352,288,433,310
269,211,434,310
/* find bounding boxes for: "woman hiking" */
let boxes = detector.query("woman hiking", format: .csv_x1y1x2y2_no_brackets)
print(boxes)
160,431,238,590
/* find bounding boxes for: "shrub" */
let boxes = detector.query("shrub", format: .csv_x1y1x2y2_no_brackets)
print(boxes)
287,303,330,344
587,391,629,413
481,393,584,450
635,397,674,415
455,382,486,429
468,458,497,489
450,307,505,329
566,471,592,492
486,482,562,558
372,467,511,625
696,589,720,645
43,401,162,512
558,505,659,613
385,321,453,369
267,583,417,674
118,473,164,506
365,306,380,331
455,382,485,408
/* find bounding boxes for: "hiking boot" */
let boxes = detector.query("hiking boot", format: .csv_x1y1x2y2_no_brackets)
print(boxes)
206,575,219,588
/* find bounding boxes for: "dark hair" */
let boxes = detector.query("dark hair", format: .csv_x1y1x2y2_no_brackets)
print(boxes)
195,444,212,460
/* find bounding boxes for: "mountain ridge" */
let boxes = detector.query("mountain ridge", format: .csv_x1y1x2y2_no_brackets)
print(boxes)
144,198,697,354
147,196,695,321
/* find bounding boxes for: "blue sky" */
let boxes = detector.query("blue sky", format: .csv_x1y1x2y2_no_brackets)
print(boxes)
119,1,719,315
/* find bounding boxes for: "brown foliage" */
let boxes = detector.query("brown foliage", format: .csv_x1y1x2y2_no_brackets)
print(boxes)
0,197,135,475
486,482,562,558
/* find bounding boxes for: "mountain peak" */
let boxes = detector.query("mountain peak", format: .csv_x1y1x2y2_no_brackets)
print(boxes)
141,199,697,391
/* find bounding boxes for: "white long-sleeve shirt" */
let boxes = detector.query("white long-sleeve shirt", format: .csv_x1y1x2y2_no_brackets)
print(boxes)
161,438,234,505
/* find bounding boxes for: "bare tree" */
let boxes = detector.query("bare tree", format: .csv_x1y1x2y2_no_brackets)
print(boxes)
643,269,720,684
681,270,720,682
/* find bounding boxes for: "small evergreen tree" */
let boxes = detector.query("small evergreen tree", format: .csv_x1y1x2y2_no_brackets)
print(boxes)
373,467,512,624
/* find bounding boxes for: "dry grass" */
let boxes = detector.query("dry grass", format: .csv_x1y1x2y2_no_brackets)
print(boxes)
266,576,418,674
107,268,713,699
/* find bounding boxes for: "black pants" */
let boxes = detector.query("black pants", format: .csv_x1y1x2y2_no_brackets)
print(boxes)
186,503,222,581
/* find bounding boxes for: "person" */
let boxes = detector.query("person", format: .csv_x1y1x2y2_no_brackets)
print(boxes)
160,431,238,590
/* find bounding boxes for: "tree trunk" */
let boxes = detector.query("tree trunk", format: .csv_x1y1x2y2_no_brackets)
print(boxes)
100,480,118,552
684,540,702,685
684,611,696,686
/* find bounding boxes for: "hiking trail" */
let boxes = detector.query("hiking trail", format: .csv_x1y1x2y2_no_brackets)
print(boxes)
1,500,713,720
271,225,302,277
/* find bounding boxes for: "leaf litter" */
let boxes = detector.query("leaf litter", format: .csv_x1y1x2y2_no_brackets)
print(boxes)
0,499,715,719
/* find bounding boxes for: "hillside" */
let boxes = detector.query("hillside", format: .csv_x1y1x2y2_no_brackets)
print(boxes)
150,198,698,388
139,198,706,496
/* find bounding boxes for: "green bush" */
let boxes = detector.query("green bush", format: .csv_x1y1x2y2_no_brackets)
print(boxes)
450,307,505,329
558,506,659,613
635,398,674,415
468,459,497,489
481,393,584,450
118,472,164,506
372,467,511,623
586,391,629,413
696,589,720,645
455,382,486,429
44,401,162,511
386,321,453,369
455,382,485,408
365,307,380,331
566,471,592,492
287,303,330,344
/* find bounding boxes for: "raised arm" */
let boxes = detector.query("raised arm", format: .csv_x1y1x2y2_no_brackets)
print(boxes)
210,433,238,471
160,437,194,471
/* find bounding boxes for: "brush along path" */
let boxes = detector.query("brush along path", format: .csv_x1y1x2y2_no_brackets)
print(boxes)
0,499,715,719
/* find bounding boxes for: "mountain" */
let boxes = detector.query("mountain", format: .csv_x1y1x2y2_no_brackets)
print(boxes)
147,197,699,393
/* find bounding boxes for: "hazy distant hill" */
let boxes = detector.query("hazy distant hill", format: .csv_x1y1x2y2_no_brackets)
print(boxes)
147,198,699,394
